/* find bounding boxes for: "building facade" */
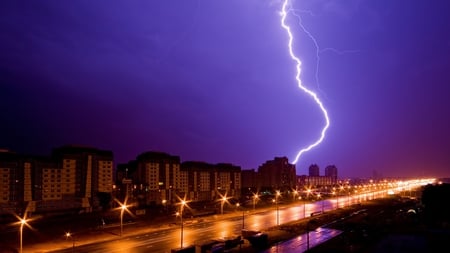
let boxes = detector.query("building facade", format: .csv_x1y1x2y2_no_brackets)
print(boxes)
257,157,296,192
325,165,338,184
241,169,258,195
0,146,114,216
308,164,320,177
116,155,242,206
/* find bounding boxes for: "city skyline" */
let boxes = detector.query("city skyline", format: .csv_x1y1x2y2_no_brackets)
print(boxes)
1,1,449,178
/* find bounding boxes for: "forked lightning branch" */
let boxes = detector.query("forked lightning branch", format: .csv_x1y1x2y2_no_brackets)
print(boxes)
280,0,330,164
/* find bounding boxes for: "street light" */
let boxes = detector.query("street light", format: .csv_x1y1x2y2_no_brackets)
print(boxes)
236,203,245,230
120,203,127,236
339,185,345,207
14,210,35,253
275,191,281,226
19,218,27,253
317,193,324,213
221,196,227,215
114,197,131,237
332,191,337,209
178,199,187,248
65,232,75,253
252,193,259,211
162,199,167,213
347,186,352,206
292,190,298,202
304,188,312,218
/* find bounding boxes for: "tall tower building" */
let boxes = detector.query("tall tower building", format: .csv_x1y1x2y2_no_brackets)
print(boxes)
308,164,320,177
325,165,338,184
258,157,296,191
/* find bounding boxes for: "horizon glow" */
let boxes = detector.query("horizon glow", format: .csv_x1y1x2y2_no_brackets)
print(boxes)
280,0,330,165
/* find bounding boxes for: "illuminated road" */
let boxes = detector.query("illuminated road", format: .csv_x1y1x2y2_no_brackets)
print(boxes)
22,179,431,252
48,193,383,253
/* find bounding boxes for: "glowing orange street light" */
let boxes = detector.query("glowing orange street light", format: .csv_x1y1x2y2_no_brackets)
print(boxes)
120,203,127,236
179,199,187,248
292,190,298,202
317,193,324,212
221,196,227,215
114,197,132,237
13,208,38,253
332,191,337,209
19,218,27,253
252,193,259,211
65,232,75,253
275,191,281,226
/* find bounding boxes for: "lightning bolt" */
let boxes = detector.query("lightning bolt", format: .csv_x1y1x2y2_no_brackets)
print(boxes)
290,9,360,96
280,0,330,165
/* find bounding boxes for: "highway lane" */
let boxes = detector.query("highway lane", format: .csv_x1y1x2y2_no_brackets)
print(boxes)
44,188,400,253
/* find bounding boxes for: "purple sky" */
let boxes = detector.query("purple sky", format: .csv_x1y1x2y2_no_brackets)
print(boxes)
1,0,449,179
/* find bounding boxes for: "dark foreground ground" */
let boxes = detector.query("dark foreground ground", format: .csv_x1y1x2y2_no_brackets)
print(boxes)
234,196,450,253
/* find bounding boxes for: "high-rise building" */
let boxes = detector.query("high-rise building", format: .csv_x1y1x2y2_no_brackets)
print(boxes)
181,161,214,202
258,157,296,191
0,145,114,215
308,164,320,177
324,165,338,184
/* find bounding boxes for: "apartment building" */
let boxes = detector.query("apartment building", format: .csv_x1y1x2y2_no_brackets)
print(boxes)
257,157,296,191
309,164,320,177
325,165,338,184
0,150,30,215
116,152,242,206
181,161,241,202
117,151,181,206
0,146,113,216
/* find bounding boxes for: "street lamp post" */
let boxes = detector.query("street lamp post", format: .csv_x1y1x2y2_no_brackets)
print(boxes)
336,192,340,209
347,186,351,207
236,203,244,230
179,200,186,249
252,194,258,211
120,203,126,237
304,188,312,218
275,191,280,226
317,193,324,213
339,186,345,207
162,199,167,213
221,196,227,215
302,197,306,219
19,218,26,253
65,232,75,253
332,191,337,209
242,209,245,230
